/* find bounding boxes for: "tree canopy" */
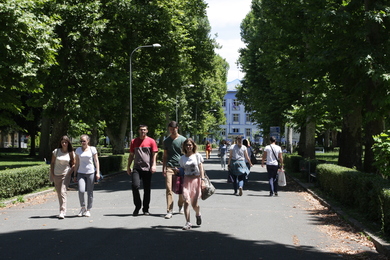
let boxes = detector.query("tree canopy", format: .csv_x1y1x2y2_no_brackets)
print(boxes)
238,0,390,171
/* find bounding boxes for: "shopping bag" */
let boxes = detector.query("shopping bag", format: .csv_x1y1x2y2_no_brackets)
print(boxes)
278,169,286,186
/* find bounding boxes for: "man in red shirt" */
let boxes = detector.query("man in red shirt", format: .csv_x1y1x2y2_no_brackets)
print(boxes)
127,125,158,216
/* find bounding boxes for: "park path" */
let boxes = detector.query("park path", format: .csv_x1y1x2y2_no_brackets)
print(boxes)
0,151,383,259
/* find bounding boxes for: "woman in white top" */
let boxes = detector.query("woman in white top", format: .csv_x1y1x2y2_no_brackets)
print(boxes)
50,135,75,219
74,134,100,217
179,138,205,230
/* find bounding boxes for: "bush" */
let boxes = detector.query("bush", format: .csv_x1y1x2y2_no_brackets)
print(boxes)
0,164,50,199
316,163,390,235
284,154,302,173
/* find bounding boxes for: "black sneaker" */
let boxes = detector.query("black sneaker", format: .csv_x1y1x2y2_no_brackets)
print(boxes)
133,209,140,216
196,215,202,226
274,192,278,196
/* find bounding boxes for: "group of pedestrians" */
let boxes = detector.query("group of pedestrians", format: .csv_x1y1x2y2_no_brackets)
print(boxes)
129,121,205,230
49,122,284,230
50,134,101,219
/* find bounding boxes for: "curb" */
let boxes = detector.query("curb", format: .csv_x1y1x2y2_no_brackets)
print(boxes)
288,173,390,258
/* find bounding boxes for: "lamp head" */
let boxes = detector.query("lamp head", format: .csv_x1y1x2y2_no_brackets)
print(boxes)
152,43,161,48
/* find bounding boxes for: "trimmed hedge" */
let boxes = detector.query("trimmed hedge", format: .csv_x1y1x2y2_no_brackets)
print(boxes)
0,154,128,200
317,164,390,234
0,164,51,199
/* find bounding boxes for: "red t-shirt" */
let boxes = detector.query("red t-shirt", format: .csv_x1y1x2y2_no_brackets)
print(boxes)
130,137,158,171
206,144,211,151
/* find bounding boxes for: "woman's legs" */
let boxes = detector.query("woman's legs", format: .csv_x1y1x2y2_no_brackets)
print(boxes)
78,173,95,209
54,174,69,214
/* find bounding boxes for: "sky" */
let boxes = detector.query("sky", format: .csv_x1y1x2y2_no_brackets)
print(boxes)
205,0,252,83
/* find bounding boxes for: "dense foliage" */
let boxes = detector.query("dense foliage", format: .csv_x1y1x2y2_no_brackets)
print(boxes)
1,0,228,157
238,0,390,171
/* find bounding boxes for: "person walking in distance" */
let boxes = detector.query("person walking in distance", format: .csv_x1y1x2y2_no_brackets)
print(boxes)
262,136,283,196
218,140,228,170
227,136,252,196
127,125,158,216
205,140,212,160
162,121,186,219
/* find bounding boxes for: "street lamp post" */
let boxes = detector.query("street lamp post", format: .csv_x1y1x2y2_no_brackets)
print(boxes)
129,43,161,142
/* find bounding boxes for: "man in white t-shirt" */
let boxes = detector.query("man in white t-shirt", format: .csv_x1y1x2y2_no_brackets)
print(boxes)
262,137,283,196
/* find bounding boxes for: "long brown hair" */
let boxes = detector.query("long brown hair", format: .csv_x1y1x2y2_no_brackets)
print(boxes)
57,135,75,166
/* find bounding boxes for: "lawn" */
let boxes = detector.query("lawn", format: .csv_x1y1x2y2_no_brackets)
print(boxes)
0,153,45,171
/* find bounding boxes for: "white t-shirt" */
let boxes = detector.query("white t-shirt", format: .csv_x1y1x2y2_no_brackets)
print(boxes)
179,153,204,176
264,144,282,166
230,144,247,161
75,146,97,174
53,149,71,175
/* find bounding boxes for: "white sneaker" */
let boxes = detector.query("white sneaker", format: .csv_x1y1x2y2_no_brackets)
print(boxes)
77,208,86,217
182,222,192,230
85,210,91,217
58,212,65,219
179,207,184,214
165,212,173,219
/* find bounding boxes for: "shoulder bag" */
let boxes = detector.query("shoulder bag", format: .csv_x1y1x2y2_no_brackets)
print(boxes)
201,173,216,200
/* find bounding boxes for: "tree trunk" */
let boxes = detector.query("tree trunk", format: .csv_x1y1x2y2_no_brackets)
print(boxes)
286,126,293,153
90,127,98,147
50,116,69,154
105,116,127,154
297,125,305,157
324,129,330,152
338,107,362,169
39,114,51,161
29,132,37,157
304,117,316,159
331,130,338,149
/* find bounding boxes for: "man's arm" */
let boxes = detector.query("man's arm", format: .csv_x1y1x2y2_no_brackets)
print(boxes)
127,153,134,175
151,151,157,173
162,150,168,176
278,151,283,168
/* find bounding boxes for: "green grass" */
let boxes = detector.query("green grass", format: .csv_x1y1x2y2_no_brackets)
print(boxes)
0,153,45,171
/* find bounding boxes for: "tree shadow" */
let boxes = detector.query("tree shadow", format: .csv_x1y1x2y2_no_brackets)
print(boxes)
0,227,343,259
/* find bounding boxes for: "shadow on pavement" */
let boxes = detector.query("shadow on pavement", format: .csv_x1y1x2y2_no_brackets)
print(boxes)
1,227,341,259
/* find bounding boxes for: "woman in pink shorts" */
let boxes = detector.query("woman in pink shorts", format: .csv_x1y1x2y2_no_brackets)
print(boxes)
179,138,205,230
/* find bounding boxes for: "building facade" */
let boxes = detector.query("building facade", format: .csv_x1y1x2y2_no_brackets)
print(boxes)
219,89,261,144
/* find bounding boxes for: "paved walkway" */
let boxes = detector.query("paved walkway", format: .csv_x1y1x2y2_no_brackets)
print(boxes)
0,151,383,259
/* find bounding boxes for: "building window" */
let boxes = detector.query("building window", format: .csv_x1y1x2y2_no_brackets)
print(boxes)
222,99,226,107
246,114,251,123
232,128,240,133
246,128,251,137
232,99,240,110
233,114,239,123
221,129,226,136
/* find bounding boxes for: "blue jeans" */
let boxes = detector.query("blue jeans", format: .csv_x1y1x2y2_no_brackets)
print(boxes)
266,165,278,194
132,169,152,212
231,174,245,194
